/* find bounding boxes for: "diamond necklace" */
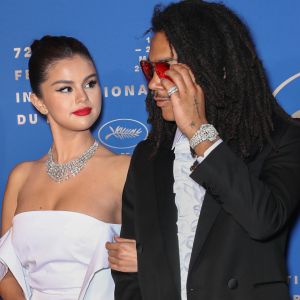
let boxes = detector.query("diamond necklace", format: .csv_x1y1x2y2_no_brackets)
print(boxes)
46,140,98,183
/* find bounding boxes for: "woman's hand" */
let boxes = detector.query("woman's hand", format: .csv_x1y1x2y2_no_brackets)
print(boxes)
162,64,208,139
106,237,137,272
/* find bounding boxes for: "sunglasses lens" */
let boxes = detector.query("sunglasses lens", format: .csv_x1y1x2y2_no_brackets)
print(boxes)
140,60,153,81
155,62,170,79
155,62,173,82
140,60,173,82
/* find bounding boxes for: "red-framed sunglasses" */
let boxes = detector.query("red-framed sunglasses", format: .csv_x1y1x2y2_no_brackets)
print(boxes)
140,59,175,82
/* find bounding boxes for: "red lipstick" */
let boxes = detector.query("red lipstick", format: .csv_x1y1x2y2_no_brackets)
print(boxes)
72,107,92,116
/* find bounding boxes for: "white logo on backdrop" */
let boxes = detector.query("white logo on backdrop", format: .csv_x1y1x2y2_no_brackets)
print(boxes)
105,126,142,140
98,119,148,149
273,73,300,97
273,72,300,118
292,110,300,118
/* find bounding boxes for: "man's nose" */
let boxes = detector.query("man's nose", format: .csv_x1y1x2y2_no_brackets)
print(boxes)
148,71,164,91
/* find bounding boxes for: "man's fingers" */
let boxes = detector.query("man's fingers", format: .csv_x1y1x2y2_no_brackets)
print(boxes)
164,68,187,93
106,238,138,273
160,78,181,100
108,256,118,265
177,63,196,83
107,249,118,258
105,241,119,250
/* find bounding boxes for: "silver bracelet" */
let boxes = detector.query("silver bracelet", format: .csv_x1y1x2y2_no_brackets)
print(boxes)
189,124,219,149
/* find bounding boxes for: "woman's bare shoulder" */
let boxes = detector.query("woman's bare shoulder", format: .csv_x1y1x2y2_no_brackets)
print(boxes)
8,155,46,180
92,146,131,184
95,145,130,166
1,160,38,234
113,153,131,168
8,161,34,183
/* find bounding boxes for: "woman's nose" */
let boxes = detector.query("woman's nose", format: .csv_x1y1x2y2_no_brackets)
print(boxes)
75,88,88,104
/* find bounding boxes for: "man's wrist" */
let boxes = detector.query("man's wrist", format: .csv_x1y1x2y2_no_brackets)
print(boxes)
193,137,220,157
189,124,219,150
182,119,208,140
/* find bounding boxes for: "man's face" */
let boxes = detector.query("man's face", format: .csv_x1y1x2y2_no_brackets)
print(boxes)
148,32,178,121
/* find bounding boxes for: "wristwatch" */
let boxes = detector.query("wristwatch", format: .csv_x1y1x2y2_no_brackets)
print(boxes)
189,124,219,150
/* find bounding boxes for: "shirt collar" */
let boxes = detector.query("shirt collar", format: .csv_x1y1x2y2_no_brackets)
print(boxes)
172,128,188,150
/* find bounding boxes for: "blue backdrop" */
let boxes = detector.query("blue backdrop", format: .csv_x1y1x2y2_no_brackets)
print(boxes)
0,1,299,298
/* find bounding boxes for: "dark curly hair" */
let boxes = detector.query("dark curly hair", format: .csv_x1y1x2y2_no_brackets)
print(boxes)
146,0,290,159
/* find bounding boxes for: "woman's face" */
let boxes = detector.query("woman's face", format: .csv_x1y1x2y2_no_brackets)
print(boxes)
34,54,101,132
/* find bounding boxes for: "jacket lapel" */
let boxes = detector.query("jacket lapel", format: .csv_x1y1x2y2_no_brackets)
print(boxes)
154,146,181,295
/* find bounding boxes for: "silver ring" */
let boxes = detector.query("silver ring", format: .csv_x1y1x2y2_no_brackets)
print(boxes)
167,85,179,97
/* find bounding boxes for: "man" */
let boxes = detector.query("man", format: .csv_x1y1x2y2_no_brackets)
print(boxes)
112,1,300,299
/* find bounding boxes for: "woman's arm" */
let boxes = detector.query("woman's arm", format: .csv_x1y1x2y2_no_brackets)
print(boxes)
0,271,25,300
0,163,30,300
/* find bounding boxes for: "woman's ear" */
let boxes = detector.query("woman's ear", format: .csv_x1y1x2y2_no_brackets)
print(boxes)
30,93,48,115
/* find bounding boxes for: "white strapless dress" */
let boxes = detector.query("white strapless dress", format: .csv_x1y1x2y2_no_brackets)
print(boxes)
0,211,120,300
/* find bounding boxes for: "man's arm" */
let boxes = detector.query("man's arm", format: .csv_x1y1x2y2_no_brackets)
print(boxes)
112,155,142,300
190,123,300,240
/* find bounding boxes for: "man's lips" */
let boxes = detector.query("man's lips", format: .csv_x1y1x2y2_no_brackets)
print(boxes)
154,95,170,101
154,96,171,107
72,107,92,116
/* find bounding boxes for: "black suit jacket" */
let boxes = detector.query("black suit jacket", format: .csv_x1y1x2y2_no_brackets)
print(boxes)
113,116,300,300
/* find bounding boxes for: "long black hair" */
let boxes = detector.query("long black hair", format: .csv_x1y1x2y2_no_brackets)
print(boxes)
146,0,290,159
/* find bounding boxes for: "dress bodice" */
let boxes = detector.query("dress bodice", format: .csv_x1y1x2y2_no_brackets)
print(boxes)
0,210,120,300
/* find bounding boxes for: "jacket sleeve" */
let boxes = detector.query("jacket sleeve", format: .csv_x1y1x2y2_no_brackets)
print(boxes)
190,122,300,240
112,150,142,300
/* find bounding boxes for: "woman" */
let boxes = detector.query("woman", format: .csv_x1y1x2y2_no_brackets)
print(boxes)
0,35,136,300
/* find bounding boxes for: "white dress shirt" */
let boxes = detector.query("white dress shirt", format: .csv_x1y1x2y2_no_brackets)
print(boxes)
172,128,222,300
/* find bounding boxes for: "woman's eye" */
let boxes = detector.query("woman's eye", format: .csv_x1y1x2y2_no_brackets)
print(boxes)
57,86,72,93
85,80,97,89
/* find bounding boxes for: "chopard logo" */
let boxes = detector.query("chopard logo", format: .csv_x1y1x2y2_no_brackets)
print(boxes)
105,126,142,140
98,118,148,149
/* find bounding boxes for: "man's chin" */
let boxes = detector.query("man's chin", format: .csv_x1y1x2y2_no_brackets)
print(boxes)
161,111,175,122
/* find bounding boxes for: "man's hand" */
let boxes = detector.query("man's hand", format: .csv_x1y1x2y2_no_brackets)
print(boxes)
161,63,208,139
106,237,137,273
